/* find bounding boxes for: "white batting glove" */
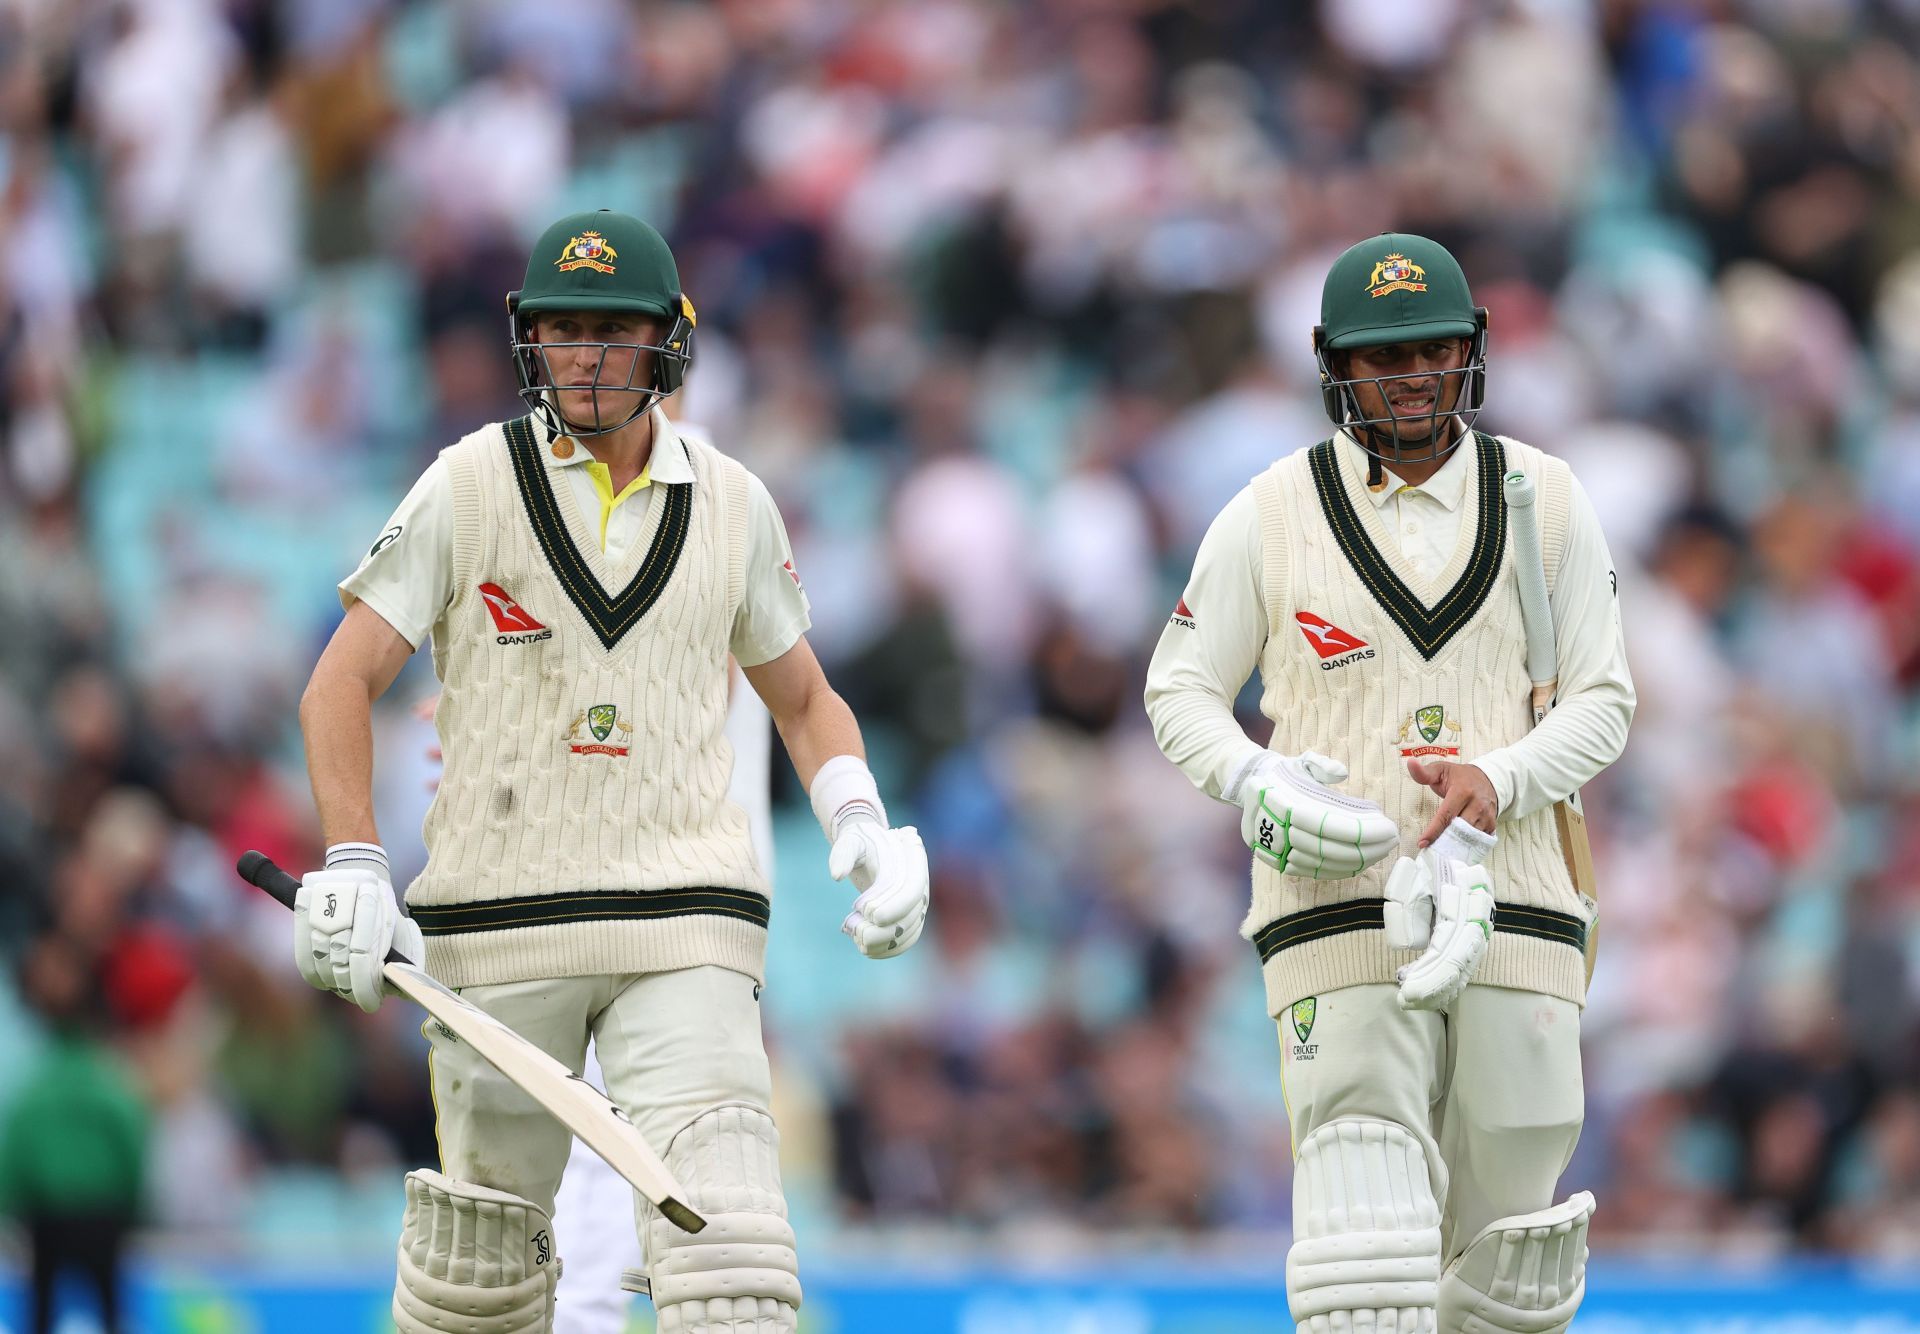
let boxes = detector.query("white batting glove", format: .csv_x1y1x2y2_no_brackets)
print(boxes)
811,754,929,960
293,843,424,1013
1384,817,1495,950
1227,750,1401,879
1393,827,1497,1012
829,817,930,959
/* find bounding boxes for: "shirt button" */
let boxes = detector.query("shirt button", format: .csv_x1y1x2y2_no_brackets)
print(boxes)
1405,520,1421,535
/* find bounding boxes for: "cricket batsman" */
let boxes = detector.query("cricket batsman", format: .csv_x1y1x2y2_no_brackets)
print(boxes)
292,210,930,1334
1145,234,1633,1332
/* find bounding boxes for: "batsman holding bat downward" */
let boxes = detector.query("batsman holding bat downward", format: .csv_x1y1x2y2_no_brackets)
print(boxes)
295,209,929,1334
1145,234,1633,1333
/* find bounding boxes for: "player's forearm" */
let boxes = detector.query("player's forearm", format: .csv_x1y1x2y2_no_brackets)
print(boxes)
1145,488,1270,802
299,669,382,847
1144,675,1263,802
771,679,865,792
1472,678,1635,823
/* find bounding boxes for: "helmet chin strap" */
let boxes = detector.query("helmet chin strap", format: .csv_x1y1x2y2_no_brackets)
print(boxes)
534,388,655,440
1355,414,1466,486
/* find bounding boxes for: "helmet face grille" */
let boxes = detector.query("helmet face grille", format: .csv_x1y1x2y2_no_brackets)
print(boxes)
1316,348,1487,465
508,313,695,440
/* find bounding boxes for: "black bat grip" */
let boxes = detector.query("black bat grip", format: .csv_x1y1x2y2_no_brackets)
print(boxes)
237,849,302,909
237,850,416,966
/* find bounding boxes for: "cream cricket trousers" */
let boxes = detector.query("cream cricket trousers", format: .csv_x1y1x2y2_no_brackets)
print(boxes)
425,965,773,1224
1277,982,1583,1261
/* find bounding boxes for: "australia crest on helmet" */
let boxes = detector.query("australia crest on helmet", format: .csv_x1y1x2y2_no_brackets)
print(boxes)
1367,252,1428,299
556,230,619,275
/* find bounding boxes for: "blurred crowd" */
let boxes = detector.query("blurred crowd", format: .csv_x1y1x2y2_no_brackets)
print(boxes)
2,0,1920,1272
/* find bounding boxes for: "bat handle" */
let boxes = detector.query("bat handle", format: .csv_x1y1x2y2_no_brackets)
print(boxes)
237,849,301,908
236,849,415,965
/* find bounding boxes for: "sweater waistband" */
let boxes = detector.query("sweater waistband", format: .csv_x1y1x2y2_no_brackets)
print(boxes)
1252,896,1585,962
410,886,771,936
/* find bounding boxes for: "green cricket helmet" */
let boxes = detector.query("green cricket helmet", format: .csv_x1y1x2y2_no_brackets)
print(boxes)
506,210,696,437
1312,232,1488,463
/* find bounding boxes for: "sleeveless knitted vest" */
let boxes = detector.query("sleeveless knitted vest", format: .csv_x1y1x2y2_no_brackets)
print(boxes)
1245,432,1586,1015
409,417,766,987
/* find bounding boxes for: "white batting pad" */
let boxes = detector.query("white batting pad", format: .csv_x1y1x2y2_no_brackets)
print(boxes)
641,1104,800,1333
1289,1119,1442,1333
1437,1191,1594,1334
393,1169,560,1333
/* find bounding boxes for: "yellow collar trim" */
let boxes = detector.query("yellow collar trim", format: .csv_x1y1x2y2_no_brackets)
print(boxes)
584,460,651,550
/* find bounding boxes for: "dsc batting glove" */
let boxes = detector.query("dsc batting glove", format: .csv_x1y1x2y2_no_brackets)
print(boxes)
1227,750,1401,879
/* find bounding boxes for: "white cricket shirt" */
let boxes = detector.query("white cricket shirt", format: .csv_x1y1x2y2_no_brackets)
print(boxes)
340,408,811,667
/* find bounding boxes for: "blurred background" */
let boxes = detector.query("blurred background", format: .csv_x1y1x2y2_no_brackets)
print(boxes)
2,0,1920,1330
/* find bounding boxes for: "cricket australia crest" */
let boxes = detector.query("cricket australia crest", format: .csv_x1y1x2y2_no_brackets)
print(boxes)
566,703,633,757
1289,997,1318,1061
1397,704,1461,758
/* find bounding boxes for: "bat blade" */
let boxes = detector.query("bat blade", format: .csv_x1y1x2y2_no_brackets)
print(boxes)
236,851,705,1232
384,961,707,1233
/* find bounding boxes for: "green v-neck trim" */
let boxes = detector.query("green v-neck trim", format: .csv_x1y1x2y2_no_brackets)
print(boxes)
503,416,692,652
1308,431,1507,662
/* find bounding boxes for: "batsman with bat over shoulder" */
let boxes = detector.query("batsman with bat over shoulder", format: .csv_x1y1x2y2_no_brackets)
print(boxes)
282,211,929,1334
1146,234,1632,1333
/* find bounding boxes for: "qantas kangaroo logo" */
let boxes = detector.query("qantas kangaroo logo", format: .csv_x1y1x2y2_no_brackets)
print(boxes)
1295,612,1373,670
478,583,552,645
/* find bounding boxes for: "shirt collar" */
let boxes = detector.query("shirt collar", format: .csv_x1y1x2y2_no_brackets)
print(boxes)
536,406,694,484
1337,427,1473,512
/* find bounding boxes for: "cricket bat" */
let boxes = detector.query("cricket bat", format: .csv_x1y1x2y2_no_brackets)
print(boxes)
236,851,706,1233
1501,473,1600,982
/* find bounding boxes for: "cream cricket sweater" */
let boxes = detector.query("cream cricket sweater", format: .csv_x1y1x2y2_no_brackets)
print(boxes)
408,416,767,988
1239,432,1587,1013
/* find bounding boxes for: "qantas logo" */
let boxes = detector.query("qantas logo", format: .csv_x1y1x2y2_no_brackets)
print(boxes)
478,583,553,645
782,559,802,590
1169,595,1197,630
1295,612,1374,671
